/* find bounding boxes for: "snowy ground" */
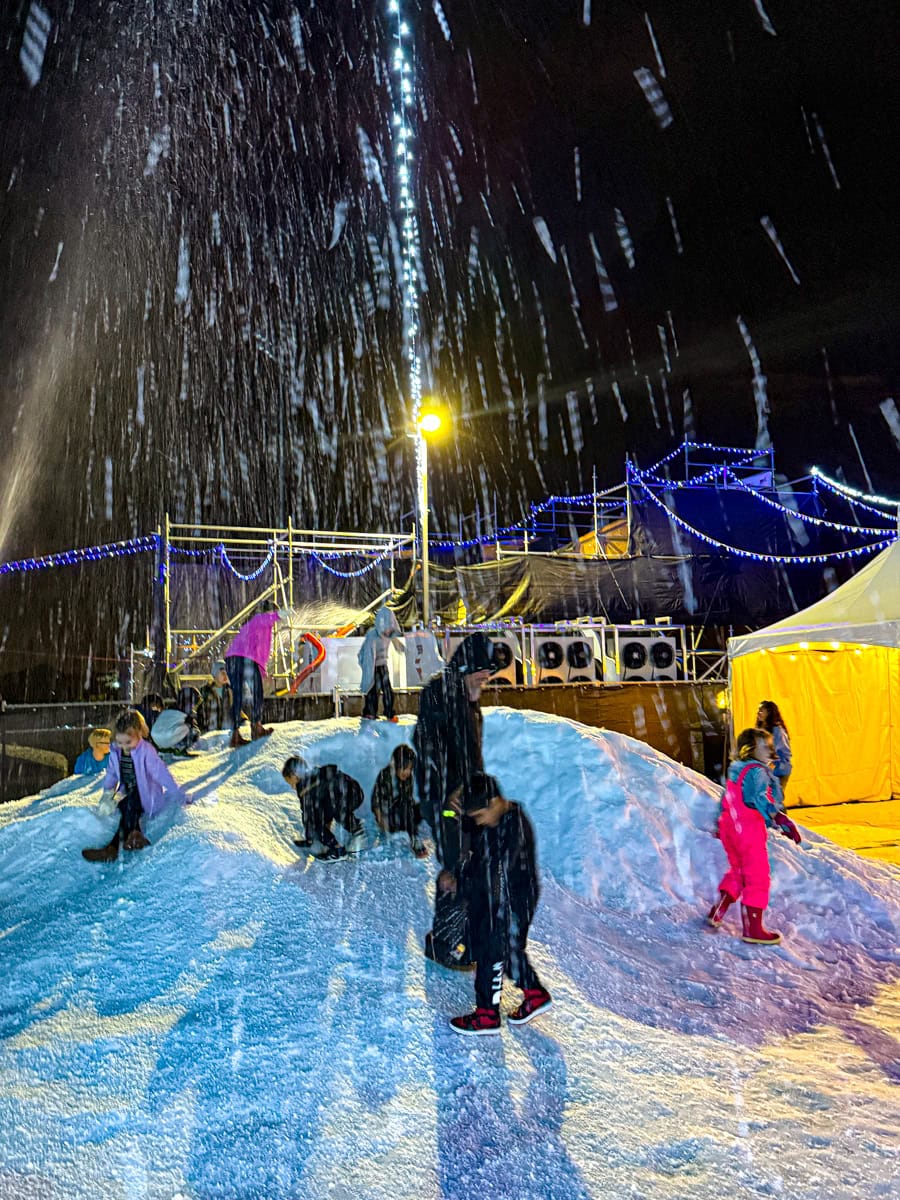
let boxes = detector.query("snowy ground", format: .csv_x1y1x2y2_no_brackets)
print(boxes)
1,709,898,1200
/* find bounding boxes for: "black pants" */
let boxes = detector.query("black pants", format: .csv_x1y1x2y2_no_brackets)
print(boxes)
225,655,263,727
363,664,394,719
473,921,540,1011
117,787,143,838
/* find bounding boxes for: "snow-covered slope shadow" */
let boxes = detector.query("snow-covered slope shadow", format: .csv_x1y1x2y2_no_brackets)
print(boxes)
0,710,898,1200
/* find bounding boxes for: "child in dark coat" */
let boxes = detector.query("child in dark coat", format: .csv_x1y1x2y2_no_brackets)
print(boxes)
371,745,427,858
282,757,366,863
439,773,552,1036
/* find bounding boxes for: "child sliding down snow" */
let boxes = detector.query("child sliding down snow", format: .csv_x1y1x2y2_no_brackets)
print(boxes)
439,773,552,1036
707,726,802,944
82,709,186,862
282,757,367,863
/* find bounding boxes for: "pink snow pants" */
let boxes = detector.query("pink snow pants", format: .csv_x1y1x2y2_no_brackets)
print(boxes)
717,777,771,908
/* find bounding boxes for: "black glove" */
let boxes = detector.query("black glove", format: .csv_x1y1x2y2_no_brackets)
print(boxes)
774,812,801,845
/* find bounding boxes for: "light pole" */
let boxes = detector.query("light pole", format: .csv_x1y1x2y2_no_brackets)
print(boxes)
415,404,447,625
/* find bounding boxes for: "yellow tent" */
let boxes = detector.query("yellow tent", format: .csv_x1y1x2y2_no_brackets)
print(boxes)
728,539,900,807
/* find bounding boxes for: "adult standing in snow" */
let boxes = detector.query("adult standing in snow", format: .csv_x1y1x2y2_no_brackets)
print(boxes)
413,631,497,966
358,604,404,721
224,603,281,748
756,700,792,797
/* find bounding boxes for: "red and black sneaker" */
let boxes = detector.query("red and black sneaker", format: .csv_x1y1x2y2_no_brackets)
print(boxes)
507,987,553,1025
449,1007,502,1036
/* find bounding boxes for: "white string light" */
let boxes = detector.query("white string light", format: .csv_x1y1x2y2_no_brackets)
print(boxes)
811,467,900,512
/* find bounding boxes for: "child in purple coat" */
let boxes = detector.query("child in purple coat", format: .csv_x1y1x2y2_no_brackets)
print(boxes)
82,709,186,862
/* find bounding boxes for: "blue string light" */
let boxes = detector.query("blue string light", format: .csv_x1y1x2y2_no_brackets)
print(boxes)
721,470,895,535
219,544,274,581
811,468,900,514
633,474,896,563
311,545,397,577
0,535,158,576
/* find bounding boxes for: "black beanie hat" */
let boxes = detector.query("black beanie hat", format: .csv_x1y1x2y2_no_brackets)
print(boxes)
450,632,497,675
463,772,504,813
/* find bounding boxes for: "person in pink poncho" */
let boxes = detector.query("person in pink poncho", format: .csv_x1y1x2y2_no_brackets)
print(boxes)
82,709,186,862
224,602,282,747
706,726,802,945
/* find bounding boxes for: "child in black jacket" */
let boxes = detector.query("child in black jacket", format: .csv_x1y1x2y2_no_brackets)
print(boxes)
282,758,366,863
371,745,427,858
438,773,552,1036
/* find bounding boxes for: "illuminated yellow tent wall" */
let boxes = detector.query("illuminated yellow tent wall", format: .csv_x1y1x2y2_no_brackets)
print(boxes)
728,540,900,807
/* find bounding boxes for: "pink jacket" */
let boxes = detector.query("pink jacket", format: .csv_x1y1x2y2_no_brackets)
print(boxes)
103,740,185,817
225,612,280,676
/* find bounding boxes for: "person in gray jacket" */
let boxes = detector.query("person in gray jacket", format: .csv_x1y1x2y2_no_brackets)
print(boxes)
358,605,404,721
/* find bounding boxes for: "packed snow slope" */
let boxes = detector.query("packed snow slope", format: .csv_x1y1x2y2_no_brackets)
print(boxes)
1,709,899,1200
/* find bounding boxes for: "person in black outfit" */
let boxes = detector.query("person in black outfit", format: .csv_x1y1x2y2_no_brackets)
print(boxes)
371,745,426,858
412,632,497,967
282,757,367,863
439,773,552,1036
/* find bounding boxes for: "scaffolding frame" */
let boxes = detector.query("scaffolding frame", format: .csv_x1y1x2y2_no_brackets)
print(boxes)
163,517,415,691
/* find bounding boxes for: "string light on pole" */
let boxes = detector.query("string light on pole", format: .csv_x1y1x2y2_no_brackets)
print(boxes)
388,1,428,613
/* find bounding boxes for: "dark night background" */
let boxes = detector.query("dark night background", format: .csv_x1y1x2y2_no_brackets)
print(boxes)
1,0,899,693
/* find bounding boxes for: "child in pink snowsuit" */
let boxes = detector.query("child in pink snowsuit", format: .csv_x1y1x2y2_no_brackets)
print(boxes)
707,726,801,944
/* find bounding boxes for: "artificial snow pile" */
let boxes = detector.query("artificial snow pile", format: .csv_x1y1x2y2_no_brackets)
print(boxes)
1,709,898,1200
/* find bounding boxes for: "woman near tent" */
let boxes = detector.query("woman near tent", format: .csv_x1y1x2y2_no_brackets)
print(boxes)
756,700,792,796
707,726,802,944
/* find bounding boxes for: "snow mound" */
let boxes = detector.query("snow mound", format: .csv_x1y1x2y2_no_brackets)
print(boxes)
1,709,898,1200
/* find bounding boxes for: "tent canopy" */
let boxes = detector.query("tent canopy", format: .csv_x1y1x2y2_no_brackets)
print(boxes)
729,539,900,658
728,540,900,807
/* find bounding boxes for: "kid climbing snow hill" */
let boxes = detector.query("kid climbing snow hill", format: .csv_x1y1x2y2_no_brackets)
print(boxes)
707,725,802,944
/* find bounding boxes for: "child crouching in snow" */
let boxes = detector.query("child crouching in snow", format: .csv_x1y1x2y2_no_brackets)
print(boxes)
707,726,802,944
282,757,367,863
82,709,187,863
371,745,427,858
439,773,551,1036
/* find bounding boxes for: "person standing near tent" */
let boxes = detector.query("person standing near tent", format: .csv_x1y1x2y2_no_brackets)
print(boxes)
358,604,404,721
200,661,234,732
224,603,281,748
756,700,792,797
707,726,802,944
413,631,497,967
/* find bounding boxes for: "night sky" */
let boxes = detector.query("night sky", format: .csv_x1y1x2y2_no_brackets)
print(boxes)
1,1,899,682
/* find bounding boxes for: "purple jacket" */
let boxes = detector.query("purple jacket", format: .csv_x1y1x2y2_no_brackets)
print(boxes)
225,612,280,676
103,740,185,816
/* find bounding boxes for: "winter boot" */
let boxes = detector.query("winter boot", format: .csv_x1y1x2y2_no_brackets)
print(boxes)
82,833,121,863
410,835,428,859
508,987,553,1025
230,728,249,749
251,722,273,740
706,890,736,929
741,904,782,945
347,829,367,854
315,845,348,864
123,828,151,851
449,1006,502,1036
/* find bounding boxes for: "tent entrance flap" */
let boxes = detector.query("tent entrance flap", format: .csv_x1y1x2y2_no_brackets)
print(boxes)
730,642,898,807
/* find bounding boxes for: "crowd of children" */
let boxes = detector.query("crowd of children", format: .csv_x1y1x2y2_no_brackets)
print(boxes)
71,601,805,1035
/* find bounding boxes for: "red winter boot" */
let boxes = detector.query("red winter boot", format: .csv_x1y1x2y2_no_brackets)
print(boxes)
230,729,249,749
706,890,735,929
508,987,553,1025
741,905,782,945
251,722,273,740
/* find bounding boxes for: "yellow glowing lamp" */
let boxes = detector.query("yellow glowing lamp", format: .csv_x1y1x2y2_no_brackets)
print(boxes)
715,689,729,711
416,399,450,438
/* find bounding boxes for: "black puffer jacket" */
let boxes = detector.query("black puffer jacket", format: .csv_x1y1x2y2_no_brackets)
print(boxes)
412,634,495,869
